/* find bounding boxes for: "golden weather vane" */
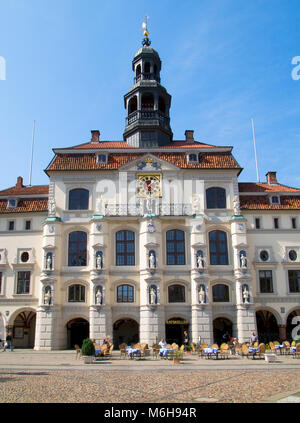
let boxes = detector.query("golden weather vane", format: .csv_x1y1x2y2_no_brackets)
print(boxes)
142,15,149,37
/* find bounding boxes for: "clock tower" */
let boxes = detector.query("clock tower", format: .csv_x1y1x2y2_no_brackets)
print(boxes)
123,23,173,147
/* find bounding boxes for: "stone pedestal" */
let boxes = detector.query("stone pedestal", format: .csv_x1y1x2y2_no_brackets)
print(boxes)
191,304,213,345
236,304,257,343
89,305,112,344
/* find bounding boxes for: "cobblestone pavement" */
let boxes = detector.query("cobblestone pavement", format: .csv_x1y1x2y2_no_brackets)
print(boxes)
0,350,299,403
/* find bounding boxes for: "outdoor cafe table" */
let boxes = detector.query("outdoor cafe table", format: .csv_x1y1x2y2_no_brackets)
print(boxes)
159,348,173,358
126,347,140,359
274,344,285,355
248,347,260,359
203,347,219,359
290,347,296,353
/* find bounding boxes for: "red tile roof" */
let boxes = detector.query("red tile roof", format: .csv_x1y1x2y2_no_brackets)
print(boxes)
47,152,241,172
239,182,300,193
0,198,48,214
240,195,300,210
57,140,218,150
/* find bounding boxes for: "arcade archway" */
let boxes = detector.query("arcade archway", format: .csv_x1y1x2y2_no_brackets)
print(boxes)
256,310,279,343
213,317,233,345
66,318,89,349
12,310,36,348
165,317,189,346
113,318,139,348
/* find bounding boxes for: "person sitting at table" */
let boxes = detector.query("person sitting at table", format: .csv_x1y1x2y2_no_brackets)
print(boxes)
158,338,167,356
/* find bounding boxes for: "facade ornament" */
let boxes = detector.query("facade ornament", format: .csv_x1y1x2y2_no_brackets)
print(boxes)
150,287,156,305
96,288,102,305
147,219,155,233
46,254,52,270
242,285,250,304
233,195,241,216
149,251,156,269
96,223,102,232
96,253,103,269
192,195,200,215
48,198,56,216
44,288,51,305
197,255,205,269
96,194,103,214
240,254,247,269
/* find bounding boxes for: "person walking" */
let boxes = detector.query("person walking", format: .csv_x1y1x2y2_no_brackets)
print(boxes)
3,333,14,352
183,331,189,345
250,332,258,346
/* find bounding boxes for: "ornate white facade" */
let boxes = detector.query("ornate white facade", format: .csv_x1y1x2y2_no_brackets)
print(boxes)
0,38,299,350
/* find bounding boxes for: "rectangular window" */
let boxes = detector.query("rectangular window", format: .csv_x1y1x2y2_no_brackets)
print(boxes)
8,221,14,231
292,218,297,229
255,218,260,229
288,270,300,293
17,271,30,294
274,218,279,229
25,220,31,230
0,272,2,294
259,270,273,293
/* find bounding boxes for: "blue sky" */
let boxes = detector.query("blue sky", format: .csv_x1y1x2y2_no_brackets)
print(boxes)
0,0,299,188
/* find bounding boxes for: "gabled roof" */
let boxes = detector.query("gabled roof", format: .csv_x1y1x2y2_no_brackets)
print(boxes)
0,177,49,197
240,195,300,210
0,198,48,214
239,182,300,193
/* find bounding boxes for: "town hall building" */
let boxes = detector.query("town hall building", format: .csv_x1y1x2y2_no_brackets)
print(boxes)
0,31,299,350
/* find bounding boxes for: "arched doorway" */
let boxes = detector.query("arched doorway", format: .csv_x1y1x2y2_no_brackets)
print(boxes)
113,318,139,348
286,309,300,341
213,317,233,345
67,318,89,349
256,310,279,343
165,317,189,346
12,310,36,348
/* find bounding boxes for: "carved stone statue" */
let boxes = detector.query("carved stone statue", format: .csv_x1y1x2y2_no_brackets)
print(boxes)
96,194,103,214
150,287,156,304
197,254,205,269
192,195,200,214
48,198,56,216
233,195,241,216
240,254,247,269
199,286,205,304
96,253,103,269
146,197,153,215
96,289,102,305
44,289,51,305
149,252,156,269
46,254,52,270
242,286,249,304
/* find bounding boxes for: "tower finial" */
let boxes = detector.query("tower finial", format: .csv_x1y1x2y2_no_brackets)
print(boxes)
141,15,151,46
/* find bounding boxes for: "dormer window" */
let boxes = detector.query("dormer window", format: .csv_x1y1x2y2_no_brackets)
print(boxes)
187,153,198,163
270,196,280,205
7,199,17,209
96,154,108,164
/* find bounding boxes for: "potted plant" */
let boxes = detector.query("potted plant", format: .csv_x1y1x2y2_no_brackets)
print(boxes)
184,345,192,355
172,349,183,364
81,338,95,364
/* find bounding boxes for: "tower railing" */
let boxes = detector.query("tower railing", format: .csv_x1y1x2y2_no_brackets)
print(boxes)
126,110,170,127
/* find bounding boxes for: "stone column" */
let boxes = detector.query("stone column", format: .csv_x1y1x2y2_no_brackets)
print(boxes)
139,218,163,346
279,325,287,342
191,304,213,345
236,304,257,343
89,305,112,344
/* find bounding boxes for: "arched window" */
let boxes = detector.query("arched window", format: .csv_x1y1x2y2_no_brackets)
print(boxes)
116,230,135,266
144,62,150,73
212,284,229,302
158,97,166,113
166,230,185,265
68,284,85,302
117,284,134,303
68,231,87,266
209,230,228,265
69,189,89,210
128,96,137,114
141,93,154,110
136,64,141,76
206,187,226,209
168,284,185,303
